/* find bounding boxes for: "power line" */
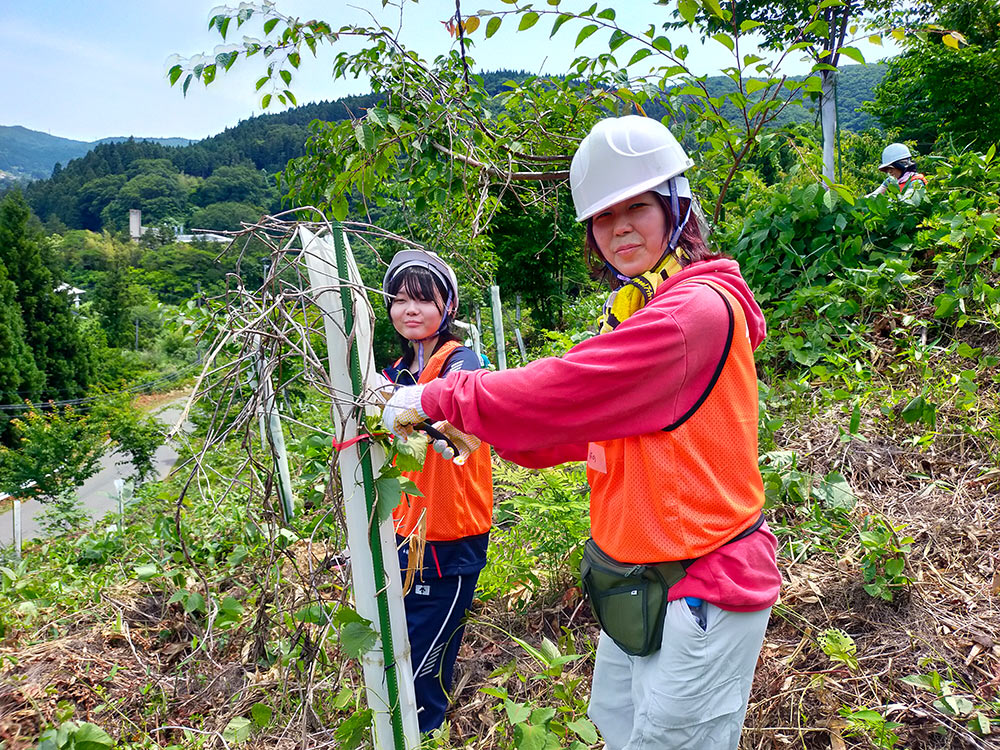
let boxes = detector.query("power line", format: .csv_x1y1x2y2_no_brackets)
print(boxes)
0,362,202,412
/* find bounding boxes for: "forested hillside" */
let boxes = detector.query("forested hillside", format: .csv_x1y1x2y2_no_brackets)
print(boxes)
1,3,997,750
0,125,191,182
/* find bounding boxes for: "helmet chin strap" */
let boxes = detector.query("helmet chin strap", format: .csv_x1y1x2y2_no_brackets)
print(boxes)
604,178,693,280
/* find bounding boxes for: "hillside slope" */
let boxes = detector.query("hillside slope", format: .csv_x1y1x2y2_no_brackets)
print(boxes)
0,126,192,181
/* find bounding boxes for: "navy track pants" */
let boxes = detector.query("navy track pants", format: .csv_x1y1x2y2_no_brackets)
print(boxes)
403,572,479,733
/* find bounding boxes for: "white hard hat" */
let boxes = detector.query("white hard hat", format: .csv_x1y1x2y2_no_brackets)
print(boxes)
570,115,694,222
383,249,459,313
880,143,912,169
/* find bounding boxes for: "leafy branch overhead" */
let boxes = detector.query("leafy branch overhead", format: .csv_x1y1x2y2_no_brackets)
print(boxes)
168,0,914,227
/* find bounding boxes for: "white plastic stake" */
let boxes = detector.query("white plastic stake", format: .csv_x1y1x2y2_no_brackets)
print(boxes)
490,285,507,370
299,225,418,750
514,294,528,364
254,344,295,522
12,499,22,558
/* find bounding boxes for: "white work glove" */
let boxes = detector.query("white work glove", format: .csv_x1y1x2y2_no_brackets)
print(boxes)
381,384,428,439
427,420,482,466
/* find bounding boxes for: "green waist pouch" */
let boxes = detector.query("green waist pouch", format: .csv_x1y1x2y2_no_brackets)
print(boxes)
579,538,690,657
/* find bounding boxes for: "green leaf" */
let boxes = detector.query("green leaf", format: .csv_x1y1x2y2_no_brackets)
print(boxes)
261,93,272,108
529,706,556,725
900,396,926,424
596,8,616,20
263,18,279,35
168,65,183,85
817,471,856,511
518,12,540,31
512,722,549,750
837,46,865,64
575,24,598,48
740,20,762,32
934,293,958,318
333,709,372,750
354,122,376,151
279,69,292,85
223,717,252,746
884,558,905,577
678,0,698,25
394,439,426,472
745,78,768,94
332,606,367,627
289,51,300,68
250,702,273,728
486,17,502,38
184,591,206,614
397,477,423,498
73,723,115,750
566,718,599,744
341,621,379,658
134,564,158,581
712,33,734,52
701,0,725,19
375,475,403,521
550,13,572,37
628,48,653,65
968,712,991,736
504,699,532,724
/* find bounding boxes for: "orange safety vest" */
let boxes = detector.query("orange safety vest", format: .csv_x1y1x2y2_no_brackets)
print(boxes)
393,340,494,541
901,172,927,190
586,281,764,564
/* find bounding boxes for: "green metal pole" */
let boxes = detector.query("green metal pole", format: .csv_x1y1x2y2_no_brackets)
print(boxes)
331,224,406,750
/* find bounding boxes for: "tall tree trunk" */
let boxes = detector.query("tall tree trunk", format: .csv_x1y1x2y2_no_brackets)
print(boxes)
820,68,838,182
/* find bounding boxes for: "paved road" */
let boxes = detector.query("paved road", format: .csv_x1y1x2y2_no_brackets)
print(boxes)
0,403,189,550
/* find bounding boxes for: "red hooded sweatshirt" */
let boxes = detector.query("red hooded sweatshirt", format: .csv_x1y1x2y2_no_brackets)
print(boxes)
421,259,781,611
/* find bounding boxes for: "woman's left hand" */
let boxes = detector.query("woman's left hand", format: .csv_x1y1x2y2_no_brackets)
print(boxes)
382,384,428,438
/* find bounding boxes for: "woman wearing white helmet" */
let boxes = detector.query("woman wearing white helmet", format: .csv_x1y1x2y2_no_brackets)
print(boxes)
381,249,494,734
868,142,927,204
383,116,779,748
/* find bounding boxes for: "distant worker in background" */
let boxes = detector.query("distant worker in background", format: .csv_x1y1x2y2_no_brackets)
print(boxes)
382,115,781,749
867,142,927,204
381,250,494,734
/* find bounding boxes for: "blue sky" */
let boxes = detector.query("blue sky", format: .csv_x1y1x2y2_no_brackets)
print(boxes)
1,1,898,143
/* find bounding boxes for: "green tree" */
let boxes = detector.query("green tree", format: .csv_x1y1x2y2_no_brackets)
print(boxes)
865,0,1000,150
101,162,188,232
94,257,142,348
492,190,590,329
0,191,92,399
191,164,274,207
189,200,264,232
0,259,43,443
0,406,106,534
93,393,165,484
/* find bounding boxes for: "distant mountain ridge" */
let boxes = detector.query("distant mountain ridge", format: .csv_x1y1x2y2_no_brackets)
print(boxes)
0,125,192,181
1,63,883,186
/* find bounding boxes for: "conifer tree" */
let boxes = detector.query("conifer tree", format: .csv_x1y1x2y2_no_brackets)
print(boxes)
0,191,92,400
0,259,43,443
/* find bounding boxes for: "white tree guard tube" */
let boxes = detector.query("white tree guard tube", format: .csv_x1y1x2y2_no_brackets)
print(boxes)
490,285,508,370
299,225,419,750
821,68,838,183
